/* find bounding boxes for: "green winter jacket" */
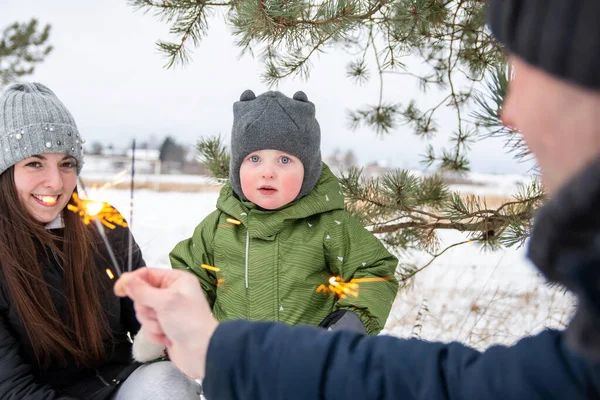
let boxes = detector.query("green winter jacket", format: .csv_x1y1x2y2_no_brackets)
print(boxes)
170,164,398,334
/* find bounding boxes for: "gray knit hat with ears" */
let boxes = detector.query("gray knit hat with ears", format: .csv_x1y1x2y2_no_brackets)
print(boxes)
0,82,84,175
229,90,322,200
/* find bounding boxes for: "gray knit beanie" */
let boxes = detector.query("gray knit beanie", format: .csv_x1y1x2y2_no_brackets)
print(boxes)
229,90,322,200
487,0,600,90
0,82,84,175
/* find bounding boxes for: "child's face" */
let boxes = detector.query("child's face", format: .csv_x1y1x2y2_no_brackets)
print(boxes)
240,149,304,209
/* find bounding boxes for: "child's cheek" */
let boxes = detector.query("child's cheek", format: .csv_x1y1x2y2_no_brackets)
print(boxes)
239,168,255,199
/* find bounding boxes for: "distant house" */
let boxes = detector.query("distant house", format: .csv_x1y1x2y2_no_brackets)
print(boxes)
83,149,161,175
363,161,392,178
126,148,160,161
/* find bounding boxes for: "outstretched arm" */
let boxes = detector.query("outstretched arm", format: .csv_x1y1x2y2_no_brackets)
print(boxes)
115,268,600,400
204,321,599,400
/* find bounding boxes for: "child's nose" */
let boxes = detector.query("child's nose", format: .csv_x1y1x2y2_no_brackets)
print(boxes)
262,166,275,179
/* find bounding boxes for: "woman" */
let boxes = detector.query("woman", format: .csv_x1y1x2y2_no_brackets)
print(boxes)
0,82,200,399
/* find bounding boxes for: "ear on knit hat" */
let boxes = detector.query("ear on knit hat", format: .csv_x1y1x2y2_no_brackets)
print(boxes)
229,89,322,201
0,82,85,175
239,89,256,101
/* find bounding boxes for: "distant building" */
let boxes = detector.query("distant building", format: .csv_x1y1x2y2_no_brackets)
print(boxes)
363,161,392,178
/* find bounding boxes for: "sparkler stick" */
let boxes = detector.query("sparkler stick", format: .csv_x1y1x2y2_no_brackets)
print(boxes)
201,264,220,272
93,216,123,277
201,264,224,286
72,178,124,278
128,139,136,273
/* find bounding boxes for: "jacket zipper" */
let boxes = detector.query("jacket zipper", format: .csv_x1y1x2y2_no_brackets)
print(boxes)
245,230,249,289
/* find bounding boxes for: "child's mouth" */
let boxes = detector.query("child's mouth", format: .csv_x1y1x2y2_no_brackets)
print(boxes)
258,186,277,195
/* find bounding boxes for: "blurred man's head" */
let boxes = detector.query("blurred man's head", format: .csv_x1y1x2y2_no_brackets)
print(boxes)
501,57,600,193
488,0,600,193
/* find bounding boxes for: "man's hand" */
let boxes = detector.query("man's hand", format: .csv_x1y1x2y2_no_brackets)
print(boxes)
115,268,219,379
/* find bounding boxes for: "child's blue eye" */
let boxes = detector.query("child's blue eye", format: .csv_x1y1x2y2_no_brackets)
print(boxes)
249,155,260,162
280,156,291,164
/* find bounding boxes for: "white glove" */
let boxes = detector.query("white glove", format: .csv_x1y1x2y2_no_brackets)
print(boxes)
131,328,167,362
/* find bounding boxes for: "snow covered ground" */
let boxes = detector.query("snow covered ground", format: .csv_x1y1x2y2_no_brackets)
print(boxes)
87,173,573,351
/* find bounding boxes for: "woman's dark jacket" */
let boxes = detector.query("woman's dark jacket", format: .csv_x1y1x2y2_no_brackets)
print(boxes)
0,219,145,399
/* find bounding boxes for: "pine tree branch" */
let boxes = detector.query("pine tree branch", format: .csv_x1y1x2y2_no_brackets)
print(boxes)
0,19,53,87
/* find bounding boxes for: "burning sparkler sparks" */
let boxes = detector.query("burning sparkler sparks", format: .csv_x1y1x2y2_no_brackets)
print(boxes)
68,179,127,279
316,276,393,299
68,192,128,229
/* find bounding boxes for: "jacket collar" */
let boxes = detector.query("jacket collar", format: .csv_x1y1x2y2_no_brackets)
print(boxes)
45,214,65,230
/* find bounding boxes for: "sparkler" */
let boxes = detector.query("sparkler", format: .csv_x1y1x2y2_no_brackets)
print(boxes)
128,139,136,273
68,193,128,229
201,264,220,272
316,276,393,299
69,178,127,279
86,199,123,278
201,264,225,287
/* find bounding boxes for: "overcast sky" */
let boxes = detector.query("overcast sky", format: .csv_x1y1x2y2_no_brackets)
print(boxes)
2,0,535,174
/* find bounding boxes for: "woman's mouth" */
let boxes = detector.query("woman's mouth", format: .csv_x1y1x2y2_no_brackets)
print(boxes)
32,194,60,206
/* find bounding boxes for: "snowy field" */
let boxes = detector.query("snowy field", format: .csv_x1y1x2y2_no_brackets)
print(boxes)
84,174,574,351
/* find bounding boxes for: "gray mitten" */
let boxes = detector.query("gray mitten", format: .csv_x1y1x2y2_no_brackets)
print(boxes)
319,310,366,334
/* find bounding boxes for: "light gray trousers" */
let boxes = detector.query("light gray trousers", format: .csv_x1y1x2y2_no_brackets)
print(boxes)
112,361,202,400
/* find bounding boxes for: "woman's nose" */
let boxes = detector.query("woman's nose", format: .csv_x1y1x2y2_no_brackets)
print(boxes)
43,168,63,190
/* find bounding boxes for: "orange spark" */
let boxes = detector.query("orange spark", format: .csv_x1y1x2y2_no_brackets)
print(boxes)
226,218,241,225
68,192,128,229
316,276,393,299
105,268,115,280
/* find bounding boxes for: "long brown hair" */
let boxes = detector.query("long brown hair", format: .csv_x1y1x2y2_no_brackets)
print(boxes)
0,166,111,368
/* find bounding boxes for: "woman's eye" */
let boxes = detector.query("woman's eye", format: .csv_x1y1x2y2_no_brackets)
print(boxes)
26,162,41,168
249,155,260,162
280,156,291,164
61,162,76,169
